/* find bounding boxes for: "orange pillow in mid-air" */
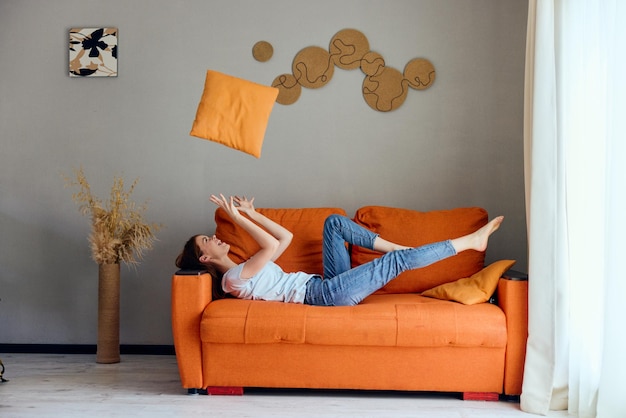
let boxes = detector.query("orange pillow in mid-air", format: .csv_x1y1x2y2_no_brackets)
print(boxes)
190,70,279,158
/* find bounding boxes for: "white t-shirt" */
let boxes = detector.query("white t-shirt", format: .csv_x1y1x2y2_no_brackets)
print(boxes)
222,261,314,304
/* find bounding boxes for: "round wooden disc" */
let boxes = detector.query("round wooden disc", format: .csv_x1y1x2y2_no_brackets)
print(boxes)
252,41,274,62
272,73,302,105
329,28,370,70
360,51,385,76
403,58,436,90
292,46,334,89
362,66,408,112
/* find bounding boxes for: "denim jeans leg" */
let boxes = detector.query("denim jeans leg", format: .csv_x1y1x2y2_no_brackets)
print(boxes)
314,240,456,306
322,214,379,279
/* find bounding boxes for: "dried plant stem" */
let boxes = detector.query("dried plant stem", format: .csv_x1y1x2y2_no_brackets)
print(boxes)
65,167,162,266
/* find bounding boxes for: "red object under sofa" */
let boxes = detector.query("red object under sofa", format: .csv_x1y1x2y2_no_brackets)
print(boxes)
171,206,528,397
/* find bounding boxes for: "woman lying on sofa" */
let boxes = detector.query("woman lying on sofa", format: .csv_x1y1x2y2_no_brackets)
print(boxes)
176,194,504,306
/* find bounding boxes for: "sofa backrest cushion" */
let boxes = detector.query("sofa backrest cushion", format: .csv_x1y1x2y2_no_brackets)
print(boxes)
351,206,488,294
215,207,347,275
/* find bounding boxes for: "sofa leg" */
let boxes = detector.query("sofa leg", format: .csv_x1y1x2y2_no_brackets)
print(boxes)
462,392,499,401
187,388,208,395
206,386,244,396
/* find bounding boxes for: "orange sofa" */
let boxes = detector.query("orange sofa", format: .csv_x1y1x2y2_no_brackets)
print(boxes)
171,206,528,398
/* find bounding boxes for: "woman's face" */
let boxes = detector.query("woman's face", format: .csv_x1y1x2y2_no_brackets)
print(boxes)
195,235,230,261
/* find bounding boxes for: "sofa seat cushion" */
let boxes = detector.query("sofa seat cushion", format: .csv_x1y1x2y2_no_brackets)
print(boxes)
201,294,506,348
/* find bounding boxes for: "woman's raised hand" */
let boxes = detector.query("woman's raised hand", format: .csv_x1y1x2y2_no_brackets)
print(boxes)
209,194,242,220
233,196,255,215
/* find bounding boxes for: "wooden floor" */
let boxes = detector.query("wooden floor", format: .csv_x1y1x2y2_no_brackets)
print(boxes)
0,353,569,417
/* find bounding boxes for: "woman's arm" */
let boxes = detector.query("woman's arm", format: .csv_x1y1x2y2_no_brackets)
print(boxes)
209,195,291,279
233,196,293,261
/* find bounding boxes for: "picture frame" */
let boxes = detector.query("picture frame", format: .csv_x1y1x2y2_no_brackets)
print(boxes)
69,27,118,77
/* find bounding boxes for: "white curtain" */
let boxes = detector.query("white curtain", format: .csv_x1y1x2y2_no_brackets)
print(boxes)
522,0,626,417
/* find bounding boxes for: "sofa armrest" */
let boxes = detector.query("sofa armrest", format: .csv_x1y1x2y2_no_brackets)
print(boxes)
497,271,528,396
171,270,214,389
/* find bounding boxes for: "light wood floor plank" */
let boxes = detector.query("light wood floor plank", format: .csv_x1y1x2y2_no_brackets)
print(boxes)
0,354,570,417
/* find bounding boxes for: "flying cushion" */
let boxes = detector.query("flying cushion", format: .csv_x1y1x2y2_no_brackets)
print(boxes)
190,70,279,158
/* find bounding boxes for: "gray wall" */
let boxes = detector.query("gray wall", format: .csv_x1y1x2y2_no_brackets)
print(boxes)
0,0,528,345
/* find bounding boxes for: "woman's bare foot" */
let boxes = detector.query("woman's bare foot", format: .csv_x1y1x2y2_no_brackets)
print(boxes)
450,216,504,253
474,216,504,251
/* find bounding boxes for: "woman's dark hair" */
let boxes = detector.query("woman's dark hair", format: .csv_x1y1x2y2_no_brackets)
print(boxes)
175,235,227,300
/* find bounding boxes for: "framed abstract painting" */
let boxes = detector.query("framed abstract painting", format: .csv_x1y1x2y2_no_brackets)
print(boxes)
69,27,118,77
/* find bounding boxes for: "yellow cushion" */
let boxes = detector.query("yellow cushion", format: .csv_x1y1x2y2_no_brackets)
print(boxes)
190,70,279,158
421,260,516,305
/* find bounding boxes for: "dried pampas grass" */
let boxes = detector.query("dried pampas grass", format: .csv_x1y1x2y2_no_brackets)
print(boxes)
65,167,162,266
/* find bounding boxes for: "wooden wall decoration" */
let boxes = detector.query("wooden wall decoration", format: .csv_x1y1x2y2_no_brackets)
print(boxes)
252,41,273,62
255,29,436,112
330,29,370,70
292,46,334,89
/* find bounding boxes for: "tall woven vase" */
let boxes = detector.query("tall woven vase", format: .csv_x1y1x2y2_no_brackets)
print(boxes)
96,263,121,364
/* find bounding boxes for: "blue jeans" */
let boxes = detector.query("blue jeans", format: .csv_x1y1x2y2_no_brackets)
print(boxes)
304,214,456,306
